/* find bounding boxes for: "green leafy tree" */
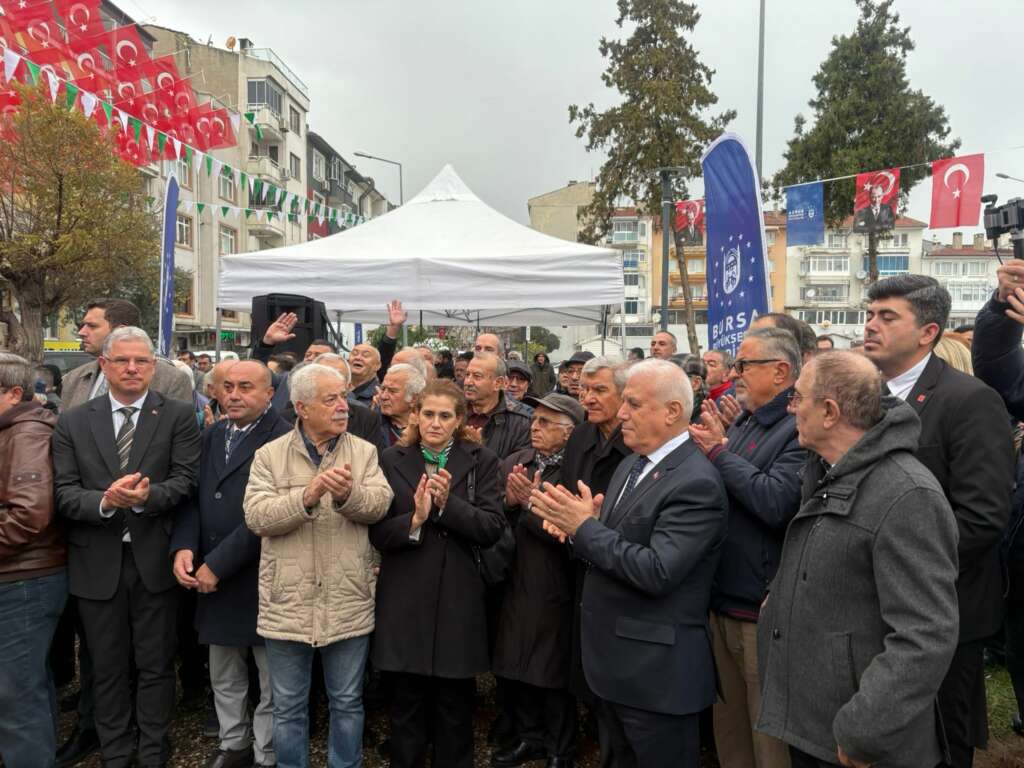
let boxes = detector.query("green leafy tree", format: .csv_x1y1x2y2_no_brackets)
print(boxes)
0,82,160,361
570,0,734,353
773,0,959,280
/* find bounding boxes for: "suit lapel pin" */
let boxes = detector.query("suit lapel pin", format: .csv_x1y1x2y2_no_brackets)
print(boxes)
151,409,159,415
916,394,926,403
652,471,660,481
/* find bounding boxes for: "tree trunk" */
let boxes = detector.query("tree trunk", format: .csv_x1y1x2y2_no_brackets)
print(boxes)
672,227,702,355
2,299,44,362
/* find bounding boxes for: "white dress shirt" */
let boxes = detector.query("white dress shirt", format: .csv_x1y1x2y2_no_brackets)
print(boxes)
613,430,691,508
885,353,931,402
99,391,150,539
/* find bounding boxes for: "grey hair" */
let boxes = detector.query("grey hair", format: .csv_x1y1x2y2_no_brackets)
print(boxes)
708,348,735,369
0,352,34,394
102,326,155,357
289,363,345,406
744,327,802,378
398,355,429,380
809,351,882,430
473,352,507,378
626,358,693,418
582,356,629,393
313,353,351,387
387,363,427,403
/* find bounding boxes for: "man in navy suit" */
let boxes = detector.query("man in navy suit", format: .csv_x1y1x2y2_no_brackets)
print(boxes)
171,361,291,768
532,358,728,767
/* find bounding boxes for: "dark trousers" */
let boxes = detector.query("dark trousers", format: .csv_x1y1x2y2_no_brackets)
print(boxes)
175,586,206,700
389,672,475,768
595,697,699,768
789,745,838,767
77,546,178,768
1005,568,1024,723
510,679,577,758
937,639,987,768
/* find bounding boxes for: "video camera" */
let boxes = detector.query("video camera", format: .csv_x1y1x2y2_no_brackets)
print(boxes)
983,194,1024,261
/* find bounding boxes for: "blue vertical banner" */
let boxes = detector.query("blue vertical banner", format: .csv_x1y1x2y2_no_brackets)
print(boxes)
158,174,179,358
786,181,824,246
354,323,363,345
701,133,770,356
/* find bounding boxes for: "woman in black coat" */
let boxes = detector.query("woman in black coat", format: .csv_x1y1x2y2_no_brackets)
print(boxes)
370,379,505,768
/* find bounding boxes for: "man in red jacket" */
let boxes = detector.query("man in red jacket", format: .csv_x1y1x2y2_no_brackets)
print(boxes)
0,352,67,766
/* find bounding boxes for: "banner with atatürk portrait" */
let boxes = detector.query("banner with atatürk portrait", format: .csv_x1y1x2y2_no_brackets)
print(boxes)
853,167,900,234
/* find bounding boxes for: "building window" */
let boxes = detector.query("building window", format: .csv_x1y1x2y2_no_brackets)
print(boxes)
312,150,325,182
932,261,956,277
880,232,909,248
624,273,639,286
175,282,193,315
289,153,301,181
220,309,238,320
289,106,302,135
686,258,704,273
765,230,777,247
948,282,990,304
247,78,283,115
613,220,639,243
862,254,908,276
624,299,638,315
962,261,987,277
171,158,191,188
219,226,237,256
218,169,236,202
800,284,849,303
690,283,707,299
313,191,326,209
808,256,849,274
622,251,641,270
175,214,192,248
827,232,847,250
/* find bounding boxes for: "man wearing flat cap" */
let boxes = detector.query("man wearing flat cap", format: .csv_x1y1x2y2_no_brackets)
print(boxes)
492,393,585,767
505,361,534,413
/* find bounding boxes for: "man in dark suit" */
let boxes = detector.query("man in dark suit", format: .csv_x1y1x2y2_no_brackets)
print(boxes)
171,361,290,768
532,359,728,767
864,275,1015,768
853,184,896,234
53,327,200,768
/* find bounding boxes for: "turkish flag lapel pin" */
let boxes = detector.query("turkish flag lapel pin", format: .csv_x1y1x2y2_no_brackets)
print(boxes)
916,394,926,403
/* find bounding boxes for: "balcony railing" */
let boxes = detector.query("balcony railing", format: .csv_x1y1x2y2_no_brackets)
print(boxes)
244,48,309,99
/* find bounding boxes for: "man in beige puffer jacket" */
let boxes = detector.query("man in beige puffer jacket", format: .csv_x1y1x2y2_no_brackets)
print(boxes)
244,363,393,767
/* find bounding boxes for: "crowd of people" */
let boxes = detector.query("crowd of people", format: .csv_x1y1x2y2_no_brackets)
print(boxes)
3,270,1024,768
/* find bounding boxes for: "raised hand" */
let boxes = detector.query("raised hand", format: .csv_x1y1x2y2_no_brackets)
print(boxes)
263,312,298,346
428,468,452,511
411,474,432,534
386,300,408,338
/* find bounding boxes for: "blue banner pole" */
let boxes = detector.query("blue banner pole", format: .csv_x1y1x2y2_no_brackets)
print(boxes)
159,174,180,358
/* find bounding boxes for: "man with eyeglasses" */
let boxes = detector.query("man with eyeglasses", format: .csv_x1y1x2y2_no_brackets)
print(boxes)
689,328,806,768
53,327,200,768
492,394,585,768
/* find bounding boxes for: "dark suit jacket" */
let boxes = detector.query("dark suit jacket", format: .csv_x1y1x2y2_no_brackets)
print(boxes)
169,408,291,645
905,353,1015,642
853,203,896,234
53,391,201,600
572,438,727,716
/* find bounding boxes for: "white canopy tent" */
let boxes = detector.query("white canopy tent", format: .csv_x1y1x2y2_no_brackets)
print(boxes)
217,165,624,327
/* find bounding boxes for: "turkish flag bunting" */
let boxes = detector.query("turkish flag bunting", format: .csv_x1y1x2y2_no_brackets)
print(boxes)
930,154,984,229
84,24,149,72
674,199,705,233
54,0,106,44
854,168,900,212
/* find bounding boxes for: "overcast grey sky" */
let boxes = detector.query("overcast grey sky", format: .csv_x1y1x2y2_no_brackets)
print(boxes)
144,0,1019,239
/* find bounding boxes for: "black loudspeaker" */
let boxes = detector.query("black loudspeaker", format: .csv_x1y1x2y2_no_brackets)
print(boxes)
250,293,332,357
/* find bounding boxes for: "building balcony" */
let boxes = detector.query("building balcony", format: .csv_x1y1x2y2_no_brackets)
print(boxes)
246,211,286,240
244,105,285,142
246,155,290,186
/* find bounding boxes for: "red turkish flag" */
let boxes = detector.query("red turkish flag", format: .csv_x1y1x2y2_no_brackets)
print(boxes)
54,0,106,45
854,168,900,212
930,154,984,229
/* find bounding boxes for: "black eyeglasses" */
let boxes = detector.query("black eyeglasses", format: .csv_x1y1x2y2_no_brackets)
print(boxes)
729,358,782,375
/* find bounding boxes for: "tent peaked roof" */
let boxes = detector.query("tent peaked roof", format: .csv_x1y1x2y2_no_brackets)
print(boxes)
217,165,624,327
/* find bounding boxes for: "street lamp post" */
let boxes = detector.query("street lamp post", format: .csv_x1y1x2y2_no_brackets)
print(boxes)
354,151,403,205
996,172,1024,184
